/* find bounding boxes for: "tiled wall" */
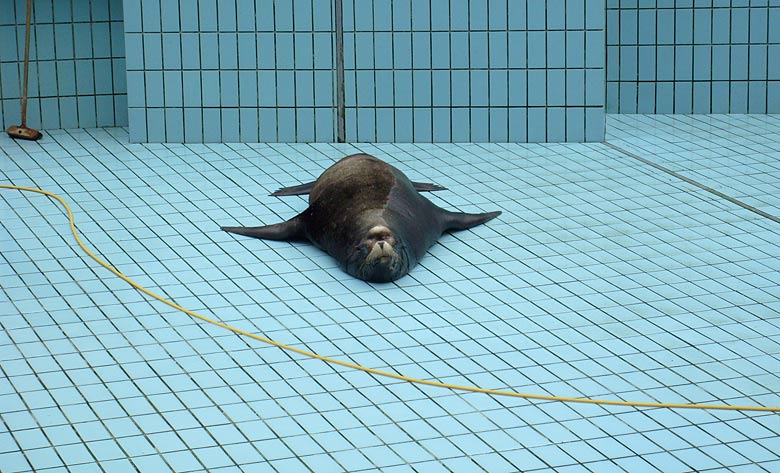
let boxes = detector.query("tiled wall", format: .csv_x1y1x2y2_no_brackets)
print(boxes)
607,1,780,113
341,0,606,142
122,0,607,143
122,0,337,142
0,0,127,130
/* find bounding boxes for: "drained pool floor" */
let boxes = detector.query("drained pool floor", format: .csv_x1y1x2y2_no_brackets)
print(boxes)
1,115,779,472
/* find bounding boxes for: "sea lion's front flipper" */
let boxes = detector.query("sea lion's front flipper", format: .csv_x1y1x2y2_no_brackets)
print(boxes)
441,210,501,231
412,182,447,192
271,182,316,196
222,215,307,241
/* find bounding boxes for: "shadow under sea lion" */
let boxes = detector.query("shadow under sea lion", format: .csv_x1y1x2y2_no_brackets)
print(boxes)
221,154,501,283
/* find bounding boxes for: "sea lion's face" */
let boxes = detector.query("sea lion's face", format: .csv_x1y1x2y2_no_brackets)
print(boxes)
347,225,408,282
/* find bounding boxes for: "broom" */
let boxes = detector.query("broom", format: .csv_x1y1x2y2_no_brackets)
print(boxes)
7,0,42,141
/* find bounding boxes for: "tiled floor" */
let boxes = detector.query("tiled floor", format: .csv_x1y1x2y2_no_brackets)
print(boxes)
1,115,779,472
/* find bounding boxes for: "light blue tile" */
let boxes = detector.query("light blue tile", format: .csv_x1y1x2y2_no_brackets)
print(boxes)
675,45,692,80
203,108,222,141
527,70,547,107
146,108,166,141
692,45,711,80
200,33,220,69
488,70,508,106
451,107,470,141
182,70,202,107
673,81,692,113
508,69,527,106
313,32,332,69
527,31,546,68
547,31,566,69
238,107,259,141
53,23,74,60
143,35,162,70
620,46,638,81
693,9,711,44
239,71,258,107
221,108,240,141
769,45,780,80
77,96,97,128
431,32,450,69
470,32,489,69
548,70,566,106
564,31,584,68
201,70,221,107
92,23,112,59
451,70,470,107
409,70,431,107
199,0,218,31
75,60,95,95
586,0,605,28
711,81,730,112
372,0,390,31
111,20,126,56
313,70,333,107
585,107,604,141
471,108,489,141
656,45,674,80
156,34,180,69
295,71,314,107
712,8,731,44
123,0,142,32
747,81,767,113
142,0,161,32
731,7,749,43
527,107,546,141
566,108,585,141
221,70,239,107
586,30,604,68
488,108,508,141
692,82,711,113
547,108,566,142
749,44,768,80
216,0,237,31
730,45,749,80
711,44,730,80
619,9,637,45
354,32,374,69
219,33,238,69
276,70,295,106
356,108,376,141
165,108,184,141
565,69,585,107
143,71,165,107
259,107,277,141
655,81,674,112
432,107,451,141
128,107,147,141
124,33,144,71
470,70,489,107
96,95,116,126
159,0,180,31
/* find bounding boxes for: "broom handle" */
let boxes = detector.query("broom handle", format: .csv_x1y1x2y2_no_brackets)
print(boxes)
20,0,33,127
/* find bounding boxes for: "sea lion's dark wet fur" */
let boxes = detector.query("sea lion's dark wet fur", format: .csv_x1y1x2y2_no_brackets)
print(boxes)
222,154,501,282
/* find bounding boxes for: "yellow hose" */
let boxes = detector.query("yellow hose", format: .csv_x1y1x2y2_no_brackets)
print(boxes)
2,184,779,412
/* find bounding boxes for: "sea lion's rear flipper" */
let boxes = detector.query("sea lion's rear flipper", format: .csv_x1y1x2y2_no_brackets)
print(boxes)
271,182,316,196
221,215,306,241
442,210,502,231
413,182,447,192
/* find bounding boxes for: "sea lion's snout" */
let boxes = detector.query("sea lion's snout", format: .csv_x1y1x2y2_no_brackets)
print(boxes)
352,225,408,282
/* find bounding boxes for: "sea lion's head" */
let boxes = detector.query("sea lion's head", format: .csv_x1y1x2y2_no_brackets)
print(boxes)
347,225,409,282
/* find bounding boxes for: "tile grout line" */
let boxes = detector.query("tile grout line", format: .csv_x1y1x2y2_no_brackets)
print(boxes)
603,141,780,225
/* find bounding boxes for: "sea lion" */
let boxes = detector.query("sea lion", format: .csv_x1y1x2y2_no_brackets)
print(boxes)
221,154,501,283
